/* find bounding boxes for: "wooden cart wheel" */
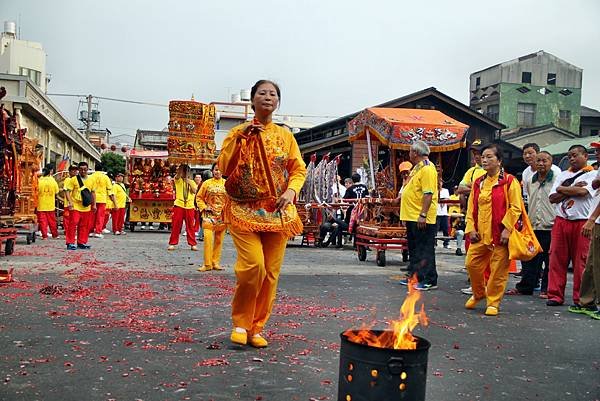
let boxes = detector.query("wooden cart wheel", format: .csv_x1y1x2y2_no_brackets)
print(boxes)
357,245,367,261
5,238,15,255
376,250,386,267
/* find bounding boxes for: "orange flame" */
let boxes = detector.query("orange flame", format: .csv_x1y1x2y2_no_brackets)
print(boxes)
344,275,428,350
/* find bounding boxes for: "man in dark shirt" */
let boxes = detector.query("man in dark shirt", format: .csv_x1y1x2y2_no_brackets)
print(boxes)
343,173,369,246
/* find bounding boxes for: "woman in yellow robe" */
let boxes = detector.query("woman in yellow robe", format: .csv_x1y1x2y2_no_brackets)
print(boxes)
196,164,227,272
217,80,306,348
464,144,523,316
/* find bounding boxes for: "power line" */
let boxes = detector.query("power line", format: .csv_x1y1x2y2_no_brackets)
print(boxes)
47,93,341,119
48,93,167,108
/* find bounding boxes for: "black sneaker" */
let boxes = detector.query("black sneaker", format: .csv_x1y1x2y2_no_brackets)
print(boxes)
455,249,463,256
546,300,562,306
567,304,598,315
77,244,91,249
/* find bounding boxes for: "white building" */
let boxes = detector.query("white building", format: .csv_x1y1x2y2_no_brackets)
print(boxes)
0,21,48,93
0,21,100,166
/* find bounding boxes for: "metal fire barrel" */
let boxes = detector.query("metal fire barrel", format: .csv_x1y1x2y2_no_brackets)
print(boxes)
338,330,431,401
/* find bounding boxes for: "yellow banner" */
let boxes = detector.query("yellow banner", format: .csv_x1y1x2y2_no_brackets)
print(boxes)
129,199,173,223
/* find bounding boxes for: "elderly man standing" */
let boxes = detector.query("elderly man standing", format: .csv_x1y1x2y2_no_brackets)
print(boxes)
507,151,557,297
400,140,439,291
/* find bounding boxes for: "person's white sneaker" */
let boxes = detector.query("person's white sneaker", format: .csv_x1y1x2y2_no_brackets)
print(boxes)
461,286,473,295
114,231,121,235
140,225,146,230
36,231,42,237
148,226,155,230
102,229,110,234
95,233,104,239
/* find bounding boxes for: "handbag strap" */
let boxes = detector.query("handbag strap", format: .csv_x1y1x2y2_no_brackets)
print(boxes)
503,175,534,233
76,175,85,189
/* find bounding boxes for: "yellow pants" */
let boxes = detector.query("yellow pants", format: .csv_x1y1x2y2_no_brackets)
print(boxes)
466,242,510,309
230,226,288,335
202,225,226,268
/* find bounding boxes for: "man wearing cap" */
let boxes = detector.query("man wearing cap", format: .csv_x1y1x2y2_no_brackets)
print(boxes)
571,141,600,319
110,172,128,235
456,140,486,294
456,140,486,199
400,140,439,291
547,145,597,307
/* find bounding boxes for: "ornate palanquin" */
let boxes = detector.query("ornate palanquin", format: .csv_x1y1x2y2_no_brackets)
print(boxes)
354,198,406,239
14,137,42,223
167,100,216,165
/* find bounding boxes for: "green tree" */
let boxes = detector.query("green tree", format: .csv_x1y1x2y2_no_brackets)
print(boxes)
101,152,126,177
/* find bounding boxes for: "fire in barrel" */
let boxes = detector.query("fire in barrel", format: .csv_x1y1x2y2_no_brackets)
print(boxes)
339,275,430,401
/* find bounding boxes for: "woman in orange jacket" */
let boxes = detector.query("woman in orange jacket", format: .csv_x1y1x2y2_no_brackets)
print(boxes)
217,80,306,348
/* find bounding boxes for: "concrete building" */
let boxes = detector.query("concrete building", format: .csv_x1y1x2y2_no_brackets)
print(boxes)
0,21,48,93
1,74,100,167
469,50,583,134
580,105,600,137
0,21,99,167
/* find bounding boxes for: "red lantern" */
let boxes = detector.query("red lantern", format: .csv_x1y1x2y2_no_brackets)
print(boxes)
110,144,117,151
100,143,107,150
121,146,128,153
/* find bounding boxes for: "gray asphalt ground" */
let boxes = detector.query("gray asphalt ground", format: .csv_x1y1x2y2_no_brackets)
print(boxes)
0,229,598,401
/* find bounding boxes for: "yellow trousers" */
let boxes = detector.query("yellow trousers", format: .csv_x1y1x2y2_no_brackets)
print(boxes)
466,242,510,309
202,226,226,268
230,226,288,335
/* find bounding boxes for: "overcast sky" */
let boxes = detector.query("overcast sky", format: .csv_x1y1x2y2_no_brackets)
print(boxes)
3,0,600,143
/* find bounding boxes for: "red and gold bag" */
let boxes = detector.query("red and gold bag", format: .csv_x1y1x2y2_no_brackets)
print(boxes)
224,122,278,202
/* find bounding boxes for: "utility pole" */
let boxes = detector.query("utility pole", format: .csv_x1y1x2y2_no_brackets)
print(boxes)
86,94,93,137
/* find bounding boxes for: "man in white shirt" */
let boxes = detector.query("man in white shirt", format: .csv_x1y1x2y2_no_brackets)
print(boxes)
436,179,450,248
573,142,600,319
547,145,597,307
521,143,562,202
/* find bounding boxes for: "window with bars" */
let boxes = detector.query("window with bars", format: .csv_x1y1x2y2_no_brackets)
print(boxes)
517,103,536,127
486,104,499,121
559,110,571,128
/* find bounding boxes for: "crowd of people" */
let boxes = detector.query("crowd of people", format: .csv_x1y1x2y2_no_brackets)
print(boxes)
33,80,600,348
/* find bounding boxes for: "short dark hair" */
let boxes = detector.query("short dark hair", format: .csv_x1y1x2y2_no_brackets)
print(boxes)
522,143,540,152
351,173,361,183
250,80,281,111
538,151,553,159
568,145,587,155
481,143,503,163
78,161,88,168
44,163,55,172
68,165,79,172
42,168,51,176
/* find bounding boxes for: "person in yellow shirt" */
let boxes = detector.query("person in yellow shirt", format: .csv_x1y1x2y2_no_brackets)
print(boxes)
218,80,306,348
110,172,128,235
167,164,198,251
196,164,227,272
63,161,96,250
400,140,439,291
60,165,79,243
88,163,116,238
37,165,60,239
464,144,523,316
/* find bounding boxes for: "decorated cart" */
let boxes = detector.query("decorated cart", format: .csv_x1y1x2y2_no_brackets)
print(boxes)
347,108,468,266
126,149,174,231
0,87,22,257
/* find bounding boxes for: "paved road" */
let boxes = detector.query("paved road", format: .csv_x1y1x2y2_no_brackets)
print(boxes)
1,230,598,401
